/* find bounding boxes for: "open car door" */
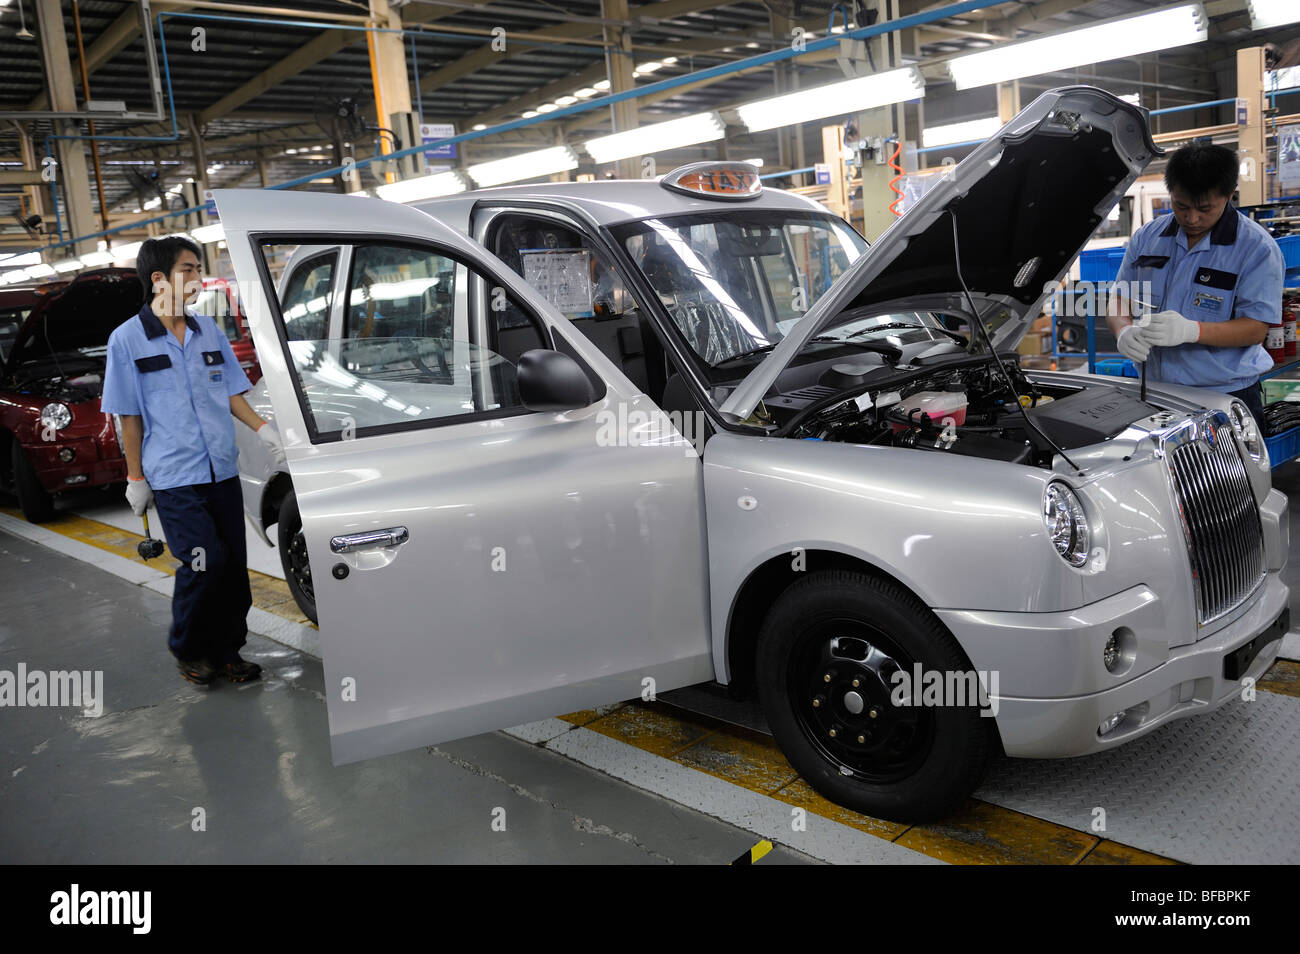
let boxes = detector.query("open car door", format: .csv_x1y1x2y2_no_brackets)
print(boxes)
215,189,713,764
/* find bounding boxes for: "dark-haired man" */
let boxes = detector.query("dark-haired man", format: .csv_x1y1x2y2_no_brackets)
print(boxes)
1108,142,1283,423
101,236,286,685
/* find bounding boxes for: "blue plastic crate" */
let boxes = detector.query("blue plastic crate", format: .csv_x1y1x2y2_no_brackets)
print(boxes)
1277,234,1300,271
1095,357,1138,378
1266,424,1300,469
1078,247,1127,283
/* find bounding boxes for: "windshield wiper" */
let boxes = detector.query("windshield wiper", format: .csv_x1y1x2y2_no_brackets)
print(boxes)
844,322,968,345
713,343,778,366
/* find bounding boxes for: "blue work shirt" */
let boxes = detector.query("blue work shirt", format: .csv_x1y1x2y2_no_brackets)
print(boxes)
100,303,252,491
1114,206,1283,392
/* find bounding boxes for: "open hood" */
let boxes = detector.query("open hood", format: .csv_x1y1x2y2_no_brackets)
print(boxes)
3,269,142,374
722,86,1161,422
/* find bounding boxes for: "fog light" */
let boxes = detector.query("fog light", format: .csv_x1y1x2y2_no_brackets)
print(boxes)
1098,711,1125,736
57,448,74,462
1103,634,1118,671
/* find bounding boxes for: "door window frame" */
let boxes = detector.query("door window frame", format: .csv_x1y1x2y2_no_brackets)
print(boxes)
248,231,575,445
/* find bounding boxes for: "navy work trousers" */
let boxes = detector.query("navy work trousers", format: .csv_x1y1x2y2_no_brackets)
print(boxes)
152,475,252,664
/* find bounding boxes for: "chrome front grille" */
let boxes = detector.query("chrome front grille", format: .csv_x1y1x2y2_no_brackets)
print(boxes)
1162,415,1265,626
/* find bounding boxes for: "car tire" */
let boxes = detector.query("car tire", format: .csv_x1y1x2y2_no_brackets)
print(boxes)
277,490,317,624
11,443,55,523
755,569,993,823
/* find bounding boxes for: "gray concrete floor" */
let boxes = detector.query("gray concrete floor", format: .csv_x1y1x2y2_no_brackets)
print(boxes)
0,529,812,865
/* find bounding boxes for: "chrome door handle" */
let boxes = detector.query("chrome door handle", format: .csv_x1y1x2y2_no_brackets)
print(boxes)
330,526,409,553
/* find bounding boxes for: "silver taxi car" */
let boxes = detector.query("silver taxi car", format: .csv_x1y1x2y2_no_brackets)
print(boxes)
220,86,1288,822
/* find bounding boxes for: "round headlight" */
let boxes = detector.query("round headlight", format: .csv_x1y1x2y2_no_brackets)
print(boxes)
40,402,71,431
1044,482,1090,567
1227,400,1266,465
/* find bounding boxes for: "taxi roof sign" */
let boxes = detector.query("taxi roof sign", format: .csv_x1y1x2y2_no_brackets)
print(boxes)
661,162,763,201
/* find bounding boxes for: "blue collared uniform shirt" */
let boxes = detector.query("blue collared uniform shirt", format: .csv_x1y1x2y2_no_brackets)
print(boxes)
100,303,252,491
1114,206,1283,392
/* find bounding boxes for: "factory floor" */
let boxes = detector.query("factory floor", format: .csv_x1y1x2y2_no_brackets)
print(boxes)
2,467,1299,865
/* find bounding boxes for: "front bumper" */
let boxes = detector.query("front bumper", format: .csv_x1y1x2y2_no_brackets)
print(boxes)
937,571,1290,758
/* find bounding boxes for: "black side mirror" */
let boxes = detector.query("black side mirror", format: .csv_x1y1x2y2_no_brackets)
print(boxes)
517,349,599,412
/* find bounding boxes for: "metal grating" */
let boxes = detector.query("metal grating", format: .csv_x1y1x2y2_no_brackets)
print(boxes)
1166,420,1265,626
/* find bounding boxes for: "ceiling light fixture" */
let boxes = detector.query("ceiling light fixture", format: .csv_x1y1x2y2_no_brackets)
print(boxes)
947,3,1207,90
737,67,925,132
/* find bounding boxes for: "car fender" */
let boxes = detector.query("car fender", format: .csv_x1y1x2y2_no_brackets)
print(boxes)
702,433,1083,683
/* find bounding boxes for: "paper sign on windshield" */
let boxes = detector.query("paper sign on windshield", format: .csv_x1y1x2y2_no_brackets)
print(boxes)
520,249,593,318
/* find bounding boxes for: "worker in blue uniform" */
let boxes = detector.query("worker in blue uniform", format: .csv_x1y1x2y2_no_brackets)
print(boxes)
1109,141,1284,424
101,236,287,686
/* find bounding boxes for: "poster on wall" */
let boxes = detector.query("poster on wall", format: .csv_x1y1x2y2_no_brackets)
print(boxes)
1280,129,1300,192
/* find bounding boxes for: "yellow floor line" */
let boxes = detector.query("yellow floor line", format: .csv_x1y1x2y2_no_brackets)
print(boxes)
2,506,313,626
568,700,1182,866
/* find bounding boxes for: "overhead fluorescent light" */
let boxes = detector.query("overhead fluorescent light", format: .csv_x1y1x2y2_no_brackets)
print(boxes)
574,88,598,98
921,116,1001,148
25,263,56,278
1249,0,1300,30
472,123,487,131
191,224,225,243
555,95,578,106
583,111,726,164
521,110,539,119
52,258,83,273
594,79,610,90
536,103,558,113
947,3,1207,91
375,170,471,203
0,251,41,268
2,269,30,284
742,157,765,168
467,146,580,187
1119,92,1142,105
737,67,925,132
79,250,115,266
112,241,143,261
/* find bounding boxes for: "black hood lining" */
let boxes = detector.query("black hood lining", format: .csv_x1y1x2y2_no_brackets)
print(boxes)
848,126,1130,310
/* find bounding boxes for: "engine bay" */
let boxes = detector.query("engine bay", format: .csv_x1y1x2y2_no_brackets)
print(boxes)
768,352,1159,469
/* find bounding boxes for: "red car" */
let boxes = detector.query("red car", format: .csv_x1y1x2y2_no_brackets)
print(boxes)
0,268,141,522
193,276,261,384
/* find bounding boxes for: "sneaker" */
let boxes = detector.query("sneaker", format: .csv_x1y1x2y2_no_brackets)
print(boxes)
214,655,262,683
176,656,217,686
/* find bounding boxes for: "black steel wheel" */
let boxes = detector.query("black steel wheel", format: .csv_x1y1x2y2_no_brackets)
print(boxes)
277,489,317,624
11,442,55,523
756,569,993,822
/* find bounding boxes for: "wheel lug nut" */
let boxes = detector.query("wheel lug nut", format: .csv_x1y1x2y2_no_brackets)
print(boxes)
869,707,879,719
812,698,821,708
857,735,865,743
828,728,837,738
823,673,832,683
852,678,860,688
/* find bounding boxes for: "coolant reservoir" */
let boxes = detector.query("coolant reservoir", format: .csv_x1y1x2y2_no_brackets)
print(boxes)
894,390,967,429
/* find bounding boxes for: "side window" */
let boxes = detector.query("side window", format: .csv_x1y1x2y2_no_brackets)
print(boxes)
279,253,336,342
260,241,544,441
488,213,647,391
191,285,240,342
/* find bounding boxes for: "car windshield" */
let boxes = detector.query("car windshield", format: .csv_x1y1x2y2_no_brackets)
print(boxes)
612,210,868,366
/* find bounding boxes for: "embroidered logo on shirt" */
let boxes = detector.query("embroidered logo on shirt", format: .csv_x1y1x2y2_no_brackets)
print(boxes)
209,369,223,385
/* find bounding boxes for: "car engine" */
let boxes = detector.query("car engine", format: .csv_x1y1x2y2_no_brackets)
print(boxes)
778,356,1158,469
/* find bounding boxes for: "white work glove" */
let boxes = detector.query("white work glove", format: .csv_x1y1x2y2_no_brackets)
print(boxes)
256,422,288,470
125,476,153,516
1140,309,1200,347
1116,323,1152,363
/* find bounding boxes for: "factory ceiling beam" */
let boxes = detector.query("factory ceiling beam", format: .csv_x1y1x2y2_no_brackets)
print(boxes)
416,0,734,96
